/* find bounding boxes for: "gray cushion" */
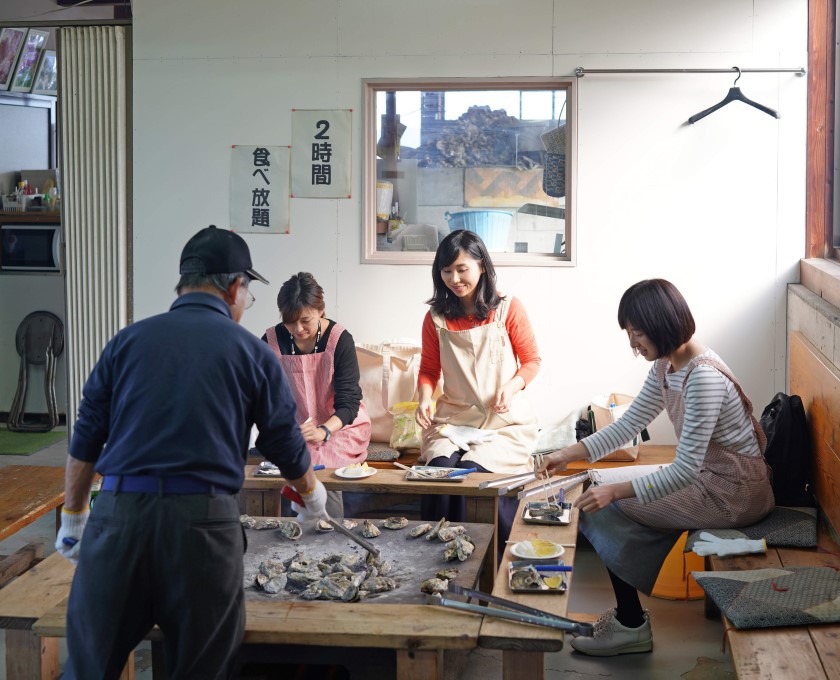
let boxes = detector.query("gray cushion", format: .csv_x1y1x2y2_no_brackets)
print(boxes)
691,567,840,629
365,442,400,461
685,506,817,551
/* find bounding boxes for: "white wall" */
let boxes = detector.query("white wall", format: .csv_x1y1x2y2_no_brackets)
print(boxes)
132,0,807,444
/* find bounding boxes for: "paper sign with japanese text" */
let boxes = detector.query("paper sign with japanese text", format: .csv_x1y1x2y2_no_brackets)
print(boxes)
230,145,290,234
290,109,351,198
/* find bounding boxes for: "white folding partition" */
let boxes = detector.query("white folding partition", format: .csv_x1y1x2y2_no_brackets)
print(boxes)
58,26,130,433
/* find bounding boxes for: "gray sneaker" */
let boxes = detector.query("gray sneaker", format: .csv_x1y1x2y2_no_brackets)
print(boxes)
571,609,653,657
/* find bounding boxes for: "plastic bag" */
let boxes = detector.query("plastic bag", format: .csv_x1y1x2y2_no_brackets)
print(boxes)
389,401,423,450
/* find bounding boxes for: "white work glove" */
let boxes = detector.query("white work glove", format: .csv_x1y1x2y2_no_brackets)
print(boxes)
440,424,497,451
55,506,89,564
692,532,767,557
290,500,318,521
299,479,329,520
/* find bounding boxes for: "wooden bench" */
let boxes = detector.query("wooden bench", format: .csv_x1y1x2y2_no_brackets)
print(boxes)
701,331,840,678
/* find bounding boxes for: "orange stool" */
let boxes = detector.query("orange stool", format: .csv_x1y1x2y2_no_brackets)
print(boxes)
651,531,704,600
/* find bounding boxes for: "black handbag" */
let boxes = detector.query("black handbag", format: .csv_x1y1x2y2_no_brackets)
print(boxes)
542,152,566,197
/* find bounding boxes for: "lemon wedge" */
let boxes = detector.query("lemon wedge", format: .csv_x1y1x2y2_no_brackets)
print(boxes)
543,576,563,589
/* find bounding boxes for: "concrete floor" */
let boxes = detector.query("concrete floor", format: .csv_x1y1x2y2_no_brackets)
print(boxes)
0,434,735,679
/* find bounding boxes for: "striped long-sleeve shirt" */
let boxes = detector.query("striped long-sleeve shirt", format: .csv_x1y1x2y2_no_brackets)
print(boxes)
581,349,761,504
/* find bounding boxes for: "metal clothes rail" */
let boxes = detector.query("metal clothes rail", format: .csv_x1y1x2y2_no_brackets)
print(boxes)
575,67,806,77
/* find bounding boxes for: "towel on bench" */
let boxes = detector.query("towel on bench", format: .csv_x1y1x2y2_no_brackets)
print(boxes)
365,442,400,461
684,506,817,551
691,566,840,629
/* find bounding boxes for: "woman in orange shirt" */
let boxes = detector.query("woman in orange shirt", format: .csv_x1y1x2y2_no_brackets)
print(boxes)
415,230,541,554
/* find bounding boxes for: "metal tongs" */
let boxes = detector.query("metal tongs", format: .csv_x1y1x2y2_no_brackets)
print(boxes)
425,583,594,637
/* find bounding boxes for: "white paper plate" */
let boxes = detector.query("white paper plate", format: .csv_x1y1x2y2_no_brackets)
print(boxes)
510,540,565,560
335,466,377,479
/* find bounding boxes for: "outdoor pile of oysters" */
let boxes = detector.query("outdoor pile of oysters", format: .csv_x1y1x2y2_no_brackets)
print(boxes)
240,515,475,601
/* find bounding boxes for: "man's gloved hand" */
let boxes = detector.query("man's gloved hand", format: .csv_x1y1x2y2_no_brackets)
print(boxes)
55,506,90,564
299,479,329,520
440,424,497,451
290,500,317,521
692,532,767,557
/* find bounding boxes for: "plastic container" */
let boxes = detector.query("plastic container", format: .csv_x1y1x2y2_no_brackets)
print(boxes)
444,210,512,251
651,531,704,600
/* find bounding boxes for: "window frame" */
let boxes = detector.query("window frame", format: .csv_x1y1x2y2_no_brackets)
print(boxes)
362,77,577,266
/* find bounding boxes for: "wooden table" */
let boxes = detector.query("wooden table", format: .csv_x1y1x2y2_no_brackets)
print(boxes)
0,465,66,542
242,465,516,592
479,485,583,680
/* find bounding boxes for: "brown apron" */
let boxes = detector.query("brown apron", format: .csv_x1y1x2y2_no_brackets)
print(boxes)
419,299,538,474
266,323,371,469
579,354,774,595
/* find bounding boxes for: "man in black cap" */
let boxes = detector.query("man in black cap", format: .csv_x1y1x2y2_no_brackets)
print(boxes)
56,225,328,679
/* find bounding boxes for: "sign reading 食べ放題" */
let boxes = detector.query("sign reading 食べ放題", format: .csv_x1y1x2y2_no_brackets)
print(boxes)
230,145,290,234
290,109,351,199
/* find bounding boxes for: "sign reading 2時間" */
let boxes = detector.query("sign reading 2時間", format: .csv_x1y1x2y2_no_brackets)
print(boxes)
291,109,351,199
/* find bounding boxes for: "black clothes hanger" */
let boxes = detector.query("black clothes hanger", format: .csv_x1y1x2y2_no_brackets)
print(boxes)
688,67,780,124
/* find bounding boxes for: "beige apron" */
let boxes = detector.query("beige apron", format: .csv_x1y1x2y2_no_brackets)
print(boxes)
420,299,538,474
266,323,371,469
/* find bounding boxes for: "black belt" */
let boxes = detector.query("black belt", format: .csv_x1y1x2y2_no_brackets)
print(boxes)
101,475,235,495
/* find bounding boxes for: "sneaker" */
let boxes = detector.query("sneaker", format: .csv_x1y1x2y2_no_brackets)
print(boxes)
570,609,653,657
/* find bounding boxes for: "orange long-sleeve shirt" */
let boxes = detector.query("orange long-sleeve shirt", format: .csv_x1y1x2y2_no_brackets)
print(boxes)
417,296,541,392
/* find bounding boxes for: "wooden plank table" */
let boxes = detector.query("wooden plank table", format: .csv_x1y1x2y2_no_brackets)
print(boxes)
479,485,583,680
242,466,515,592
0,465,66,541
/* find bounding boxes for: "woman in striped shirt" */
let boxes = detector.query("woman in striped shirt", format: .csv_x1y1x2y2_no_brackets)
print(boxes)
540,279,773,657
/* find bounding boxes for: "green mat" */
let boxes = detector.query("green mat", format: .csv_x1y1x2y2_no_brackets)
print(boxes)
0,428,67,455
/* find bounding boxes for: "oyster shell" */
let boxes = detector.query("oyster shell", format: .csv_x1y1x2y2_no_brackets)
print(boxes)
258,559,286,578
253,518,282,530
437,526,467,542
436,567,460,580
409,522,433,538
360,576,397,593
342,519,358,530
239,514,257,529
420,577,449,594
510,566,542,590
361,519,381,538
316,519,334,532
443,535,475,562
377,560,393,576
278,520,302,540
262,574,288,594
425,517,449,541
382,516,408,530
528,502,562,518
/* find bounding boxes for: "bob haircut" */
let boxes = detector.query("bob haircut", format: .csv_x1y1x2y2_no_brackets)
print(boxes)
427,230,501,320
617,279,695,357
277,272,325,324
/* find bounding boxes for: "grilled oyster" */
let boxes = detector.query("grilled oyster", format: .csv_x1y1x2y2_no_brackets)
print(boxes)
342,519,358,530
261,574,288,594
409,522,433,538
360,576,396,593
316,519,334,532
258,559,286,578
510,566,542,590
278,520,302,540
436,567,460,580
239,514,257,529
361,519,381,538
420,577,449,594
438,526,467,542
382,516,408,530
443,535,475,562
425,517,449,541
254,517,282,530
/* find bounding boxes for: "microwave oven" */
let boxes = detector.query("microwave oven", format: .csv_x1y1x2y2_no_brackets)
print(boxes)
0,223,61,273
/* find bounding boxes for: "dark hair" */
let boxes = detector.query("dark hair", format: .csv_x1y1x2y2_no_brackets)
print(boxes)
617,279,695,357
427,230,501,320
277,272,325,323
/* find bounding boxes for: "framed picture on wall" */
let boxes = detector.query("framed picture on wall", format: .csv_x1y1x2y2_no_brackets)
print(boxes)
10,29,49,93
31,50,57,96
0,27,28,91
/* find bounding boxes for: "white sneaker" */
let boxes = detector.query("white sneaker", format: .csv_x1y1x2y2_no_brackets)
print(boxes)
571,609,653,657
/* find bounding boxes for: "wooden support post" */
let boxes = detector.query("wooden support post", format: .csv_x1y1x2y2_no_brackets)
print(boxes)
0,543,45,587
395,649,443,680
5,630,59,680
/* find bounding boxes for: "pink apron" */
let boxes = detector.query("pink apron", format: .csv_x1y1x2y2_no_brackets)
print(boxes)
266,323,371,469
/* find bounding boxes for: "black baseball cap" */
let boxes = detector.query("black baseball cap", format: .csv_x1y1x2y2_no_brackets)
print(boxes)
179,225,268,285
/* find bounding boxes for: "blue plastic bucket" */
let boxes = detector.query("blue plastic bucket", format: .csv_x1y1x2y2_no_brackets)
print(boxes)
444,210,512,251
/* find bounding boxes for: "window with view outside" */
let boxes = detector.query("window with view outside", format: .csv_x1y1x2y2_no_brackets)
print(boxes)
363,79,575,265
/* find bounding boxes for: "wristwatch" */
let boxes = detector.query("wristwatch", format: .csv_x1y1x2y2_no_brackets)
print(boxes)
318,424,332,441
